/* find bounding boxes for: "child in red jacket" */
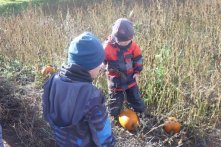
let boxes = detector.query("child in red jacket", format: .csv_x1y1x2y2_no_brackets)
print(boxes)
103,18,145,117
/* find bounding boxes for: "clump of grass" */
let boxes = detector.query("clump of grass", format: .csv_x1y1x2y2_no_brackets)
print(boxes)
0,55,55,146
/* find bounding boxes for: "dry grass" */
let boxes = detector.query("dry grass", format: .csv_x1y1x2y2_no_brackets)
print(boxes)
0,0,221,146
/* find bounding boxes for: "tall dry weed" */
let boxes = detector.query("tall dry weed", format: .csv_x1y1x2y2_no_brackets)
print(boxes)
0,0,220,135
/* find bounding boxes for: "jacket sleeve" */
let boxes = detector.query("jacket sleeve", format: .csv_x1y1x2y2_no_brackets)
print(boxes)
42,74,56,123
132,42,143,73
0,125,3,147
87,105,115,147
103,41,109,65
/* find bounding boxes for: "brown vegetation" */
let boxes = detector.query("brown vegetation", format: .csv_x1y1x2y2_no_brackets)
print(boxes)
0,0,221,146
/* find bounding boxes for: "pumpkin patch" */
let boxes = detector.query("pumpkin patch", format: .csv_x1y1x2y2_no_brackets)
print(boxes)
118,109,139,131
163,117,181,134
41,65,56,76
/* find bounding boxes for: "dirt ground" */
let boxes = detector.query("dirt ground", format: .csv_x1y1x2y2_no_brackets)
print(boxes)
0,76,221,147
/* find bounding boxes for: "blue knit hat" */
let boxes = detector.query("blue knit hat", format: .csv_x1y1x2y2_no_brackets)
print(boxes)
111,18,134,42
68,32,104,71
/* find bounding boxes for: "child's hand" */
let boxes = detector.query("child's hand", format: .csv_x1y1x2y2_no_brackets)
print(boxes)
100,63,107,73
101,63,107,70
133,73,140,79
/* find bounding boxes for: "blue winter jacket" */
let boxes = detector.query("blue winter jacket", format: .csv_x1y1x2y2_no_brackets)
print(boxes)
42,64,115,147
0,125,3,147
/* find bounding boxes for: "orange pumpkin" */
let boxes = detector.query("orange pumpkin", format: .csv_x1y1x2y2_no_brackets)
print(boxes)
163,117,181,134
118,109,139,131
41,65,56,76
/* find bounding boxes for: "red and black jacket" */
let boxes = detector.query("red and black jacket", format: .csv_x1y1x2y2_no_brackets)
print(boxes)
104,37,143,91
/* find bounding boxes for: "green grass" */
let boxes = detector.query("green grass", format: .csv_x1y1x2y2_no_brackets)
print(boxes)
0,0,29,5
0,0,63,15
0,0,37,15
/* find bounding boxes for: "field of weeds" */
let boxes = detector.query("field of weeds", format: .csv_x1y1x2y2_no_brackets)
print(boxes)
0,0,221,146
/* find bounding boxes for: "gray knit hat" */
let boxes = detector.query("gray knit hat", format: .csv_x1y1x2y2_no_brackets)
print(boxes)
111,18,134,42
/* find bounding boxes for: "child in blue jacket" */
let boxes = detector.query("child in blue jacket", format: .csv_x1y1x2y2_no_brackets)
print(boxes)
43,32,115,147
0,125,3,147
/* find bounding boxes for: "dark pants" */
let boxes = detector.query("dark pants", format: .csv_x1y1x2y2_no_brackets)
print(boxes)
109,85,145,117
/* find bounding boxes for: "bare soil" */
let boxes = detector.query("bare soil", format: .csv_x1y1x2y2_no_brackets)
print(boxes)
0,76,221,147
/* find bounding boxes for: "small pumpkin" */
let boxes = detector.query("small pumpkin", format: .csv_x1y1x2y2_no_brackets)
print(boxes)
41,65,56,76
118,109,139,131
163,117,181,134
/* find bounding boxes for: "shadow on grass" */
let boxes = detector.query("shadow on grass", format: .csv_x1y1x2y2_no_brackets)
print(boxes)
0,0,61,16
0,75,57,146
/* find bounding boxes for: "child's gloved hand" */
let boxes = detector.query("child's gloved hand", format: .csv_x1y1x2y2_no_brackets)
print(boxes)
100,63,107,73
133,73,140,79
101,63,107,69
